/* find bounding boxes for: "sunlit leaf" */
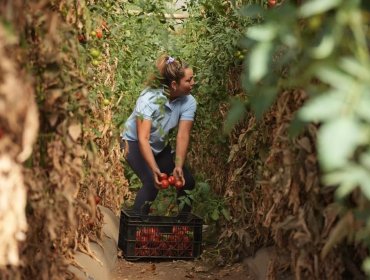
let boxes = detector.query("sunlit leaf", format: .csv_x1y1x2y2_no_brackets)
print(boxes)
298,91,345,122
316,67,354,92
360,152,370,169
310,34,335,59
362,258,370,275
359,178,370,200
339,57,370,81
249,42,272,82
324,165,367,198
246,24,277,42
299,0,342,18
357,89,370,121
282,33,298,48
318,117,363,171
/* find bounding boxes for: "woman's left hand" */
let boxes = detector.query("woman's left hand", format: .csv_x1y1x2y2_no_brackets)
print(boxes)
173,166,185,186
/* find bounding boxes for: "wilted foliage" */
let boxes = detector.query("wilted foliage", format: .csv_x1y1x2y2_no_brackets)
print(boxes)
0,0,128,279
0,22,38,268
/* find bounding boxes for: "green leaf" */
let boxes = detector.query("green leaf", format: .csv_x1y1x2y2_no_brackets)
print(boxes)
360,152,370,169
184,197,191,206
318,117,363,171
299,0,342,18
221,208,231,221
250,87,277,119
356,89,370,121
298,91,345,122
179,201,185,210
211,209,219,221
310,34,335,59
316,67,354,92
362,258,370,275
198,182,210,193
223,99,247,134
339,57,370,81
249,42,272,82
359,177,370,200
246,24,277,42
324,165,365,198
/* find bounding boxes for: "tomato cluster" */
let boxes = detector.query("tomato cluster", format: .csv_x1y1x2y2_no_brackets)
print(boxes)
268,0,277,7
159,173,184,190
134,225,193,257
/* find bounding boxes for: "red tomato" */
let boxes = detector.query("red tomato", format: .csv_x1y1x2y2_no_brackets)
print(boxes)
161,179,169,189
96,29,103,39
168,175,176,186
77,34,86,43
159,173,168,181
174,180,183,190
94,195,101,205
268,0,276,7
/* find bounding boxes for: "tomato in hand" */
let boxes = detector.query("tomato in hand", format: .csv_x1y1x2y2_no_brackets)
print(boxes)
174,180,183,190
168,175,176,186
159,173,168,181
161,179,170,189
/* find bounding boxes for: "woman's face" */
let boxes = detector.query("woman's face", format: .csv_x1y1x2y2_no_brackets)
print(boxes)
171,68,194,97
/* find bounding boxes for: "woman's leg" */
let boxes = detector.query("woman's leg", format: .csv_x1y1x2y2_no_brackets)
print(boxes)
124,141,158,215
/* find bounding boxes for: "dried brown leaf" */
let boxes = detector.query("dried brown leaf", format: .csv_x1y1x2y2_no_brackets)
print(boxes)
68,123,82,142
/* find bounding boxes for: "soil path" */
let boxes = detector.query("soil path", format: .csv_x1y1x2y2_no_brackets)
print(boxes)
112,258,252,280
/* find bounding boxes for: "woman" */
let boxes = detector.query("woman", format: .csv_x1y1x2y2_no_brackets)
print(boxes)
121,54,196,215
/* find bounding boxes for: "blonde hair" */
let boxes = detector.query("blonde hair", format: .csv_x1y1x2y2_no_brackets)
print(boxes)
146,54,189,88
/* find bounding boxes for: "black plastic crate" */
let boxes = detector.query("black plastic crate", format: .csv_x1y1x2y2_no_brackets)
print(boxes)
118,209,203,261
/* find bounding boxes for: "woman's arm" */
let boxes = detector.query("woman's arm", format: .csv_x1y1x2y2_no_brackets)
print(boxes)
136,118,162,186
173,120,193,184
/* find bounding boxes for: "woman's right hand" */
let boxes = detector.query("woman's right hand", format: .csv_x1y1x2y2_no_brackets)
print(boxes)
152,168,162,189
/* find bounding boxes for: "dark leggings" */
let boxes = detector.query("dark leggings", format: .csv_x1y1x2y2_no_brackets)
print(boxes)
123,140,195,215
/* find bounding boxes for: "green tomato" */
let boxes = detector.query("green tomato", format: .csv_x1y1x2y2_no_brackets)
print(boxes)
90,48,100,58
234,50,241,58
103,99,110,106
308,16,322,31
91,60,100,67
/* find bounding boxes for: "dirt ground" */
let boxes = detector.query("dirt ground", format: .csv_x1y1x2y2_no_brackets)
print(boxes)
112,258,252,280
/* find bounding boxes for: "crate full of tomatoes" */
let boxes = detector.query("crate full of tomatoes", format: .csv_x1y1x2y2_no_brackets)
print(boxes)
118,209,203,260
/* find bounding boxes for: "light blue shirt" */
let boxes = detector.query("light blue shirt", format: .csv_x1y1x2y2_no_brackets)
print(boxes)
121,87,197,154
